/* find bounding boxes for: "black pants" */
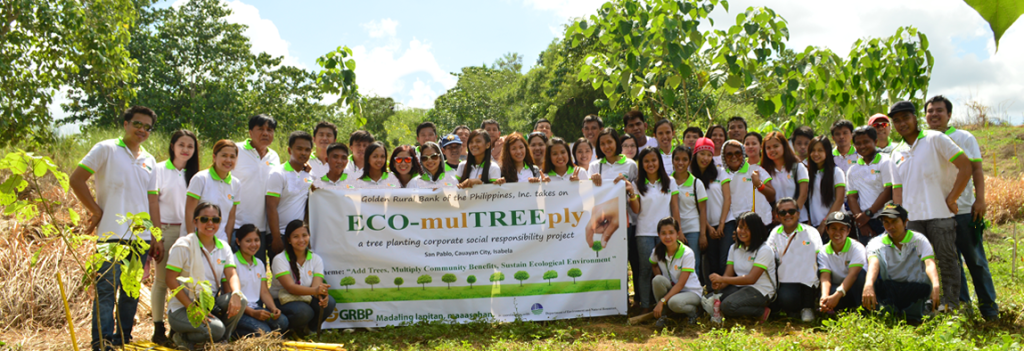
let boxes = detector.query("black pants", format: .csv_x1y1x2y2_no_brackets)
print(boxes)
773,283,819,315
875,279,930,322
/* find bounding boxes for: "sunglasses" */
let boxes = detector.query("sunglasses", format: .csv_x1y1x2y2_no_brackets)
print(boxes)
131,120,154,132
420,154,441,162
778,208,799,216
724,151,744,158
393,157,413,164
197,216,222,224
872,122,890,129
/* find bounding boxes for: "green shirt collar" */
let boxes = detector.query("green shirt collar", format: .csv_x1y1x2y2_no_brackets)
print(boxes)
547,165,575,177
321,173,349,182
832,145,856,157
671,172,695,187
210,169,233,183
600,155,627,165
944,127,956,136
857,153,882,165
882,230,914,246
420,164,454,181
116,137,149,156
283,162,296,172
234,251,255,266
361,172,390,182
243,139,255,150
644,177,660,185
284,250,313,261
165,160,177,170
727,161,750,174
824,237,852,255
668,241,686,260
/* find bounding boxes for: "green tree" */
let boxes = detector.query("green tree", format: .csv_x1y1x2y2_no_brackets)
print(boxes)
1,0,138,146
441,273,457,289
358,95,397,143
340,276,356,291
489,272,505,283
543,270,558,285
394,277,404,291
466,275,477,289
514,271,530,287
567,268,582,284
365,275,380,291
417,274,432,290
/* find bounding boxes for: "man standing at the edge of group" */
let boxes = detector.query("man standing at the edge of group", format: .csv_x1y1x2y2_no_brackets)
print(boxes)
888,100,972,312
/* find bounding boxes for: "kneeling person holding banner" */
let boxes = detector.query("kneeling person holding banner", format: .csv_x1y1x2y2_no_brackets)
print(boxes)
271,220,336,336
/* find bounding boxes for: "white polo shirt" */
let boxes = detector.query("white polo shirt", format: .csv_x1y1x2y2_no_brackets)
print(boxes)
165,235,236,312
266,162,313,233
833,145,858,173
726,162,773,225
808,167,846,226
944,127,982,215
314,173,356,191
546,165,589,182
636,178,679,237
505,165,538,183
846,153,892,218
234,140,280,232
186,169,241,242
674,173,707,234
644,135,659,150
816,237,867,283
704,171,732,225
713,155,723,169
658,144,675,175
270,250,325,298
867,230,935,284
344,155,364,178
413,164,460,189
353,172,402,190
767,224,822,287
78,138,156,241
234,251,268,309
727,243,777,298
309,156,330,179
768,162,810,222
588,155,638,182
148,160,188,225
456,161,502,183
890,130,964,221
649,241,701,294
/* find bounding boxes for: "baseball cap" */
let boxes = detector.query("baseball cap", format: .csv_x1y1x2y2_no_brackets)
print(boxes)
888,101,916,117
824,211,852,227
878,201,909,220
439,134,462,148
867,113,890,126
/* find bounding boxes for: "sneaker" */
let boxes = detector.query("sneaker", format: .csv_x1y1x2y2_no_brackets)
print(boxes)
654,316,668,329
172,331,194,351
800,308,815,322
687,314,698,325
759,307,771,324
343,328,356,334
924,300,935,317
364,327,378,332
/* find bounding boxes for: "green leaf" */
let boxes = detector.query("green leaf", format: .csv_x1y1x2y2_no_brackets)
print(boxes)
667,74,682,89
756,99,776,117
69,208,80,226
120,256,144,299
30,249,43,267
964,0,1023,51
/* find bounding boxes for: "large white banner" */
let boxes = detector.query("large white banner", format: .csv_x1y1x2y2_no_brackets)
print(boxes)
309,181,628,328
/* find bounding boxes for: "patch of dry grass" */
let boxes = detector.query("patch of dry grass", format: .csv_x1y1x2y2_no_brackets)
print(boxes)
985,175,1024,224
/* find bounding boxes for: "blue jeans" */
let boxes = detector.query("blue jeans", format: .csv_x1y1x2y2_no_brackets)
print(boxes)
828,270,866,311
875,279,930,323
277,296,337,335
705,221,736,283
683,231,701,283
954,214,998,317
92,243,148,349
773,283,818,315
236,307,290,338
635,235,659,309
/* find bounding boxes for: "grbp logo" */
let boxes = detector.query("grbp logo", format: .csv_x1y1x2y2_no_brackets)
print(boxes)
337,308,373,321
530,303,543,315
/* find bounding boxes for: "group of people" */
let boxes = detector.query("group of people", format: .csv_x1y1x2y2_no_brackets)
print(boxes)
72,94,995,350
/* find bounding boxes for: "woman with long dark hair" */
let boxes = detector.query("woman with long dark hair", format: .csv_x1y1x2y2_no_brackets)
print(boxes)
413,142,460,189
149,129,199,344
233,224,288,337
572,137,594,172
706,124,727,168
271,220,336,337
671,145,707,279
355,141,400,189
628,146,680,313
806,136,847,235
708,211,776,322
692,137,733,284
500,132,542,183
527,132,549,168
650,217,702,328
457,129,504,188
390,144,422,188
544,138,588,181
761,131,809,224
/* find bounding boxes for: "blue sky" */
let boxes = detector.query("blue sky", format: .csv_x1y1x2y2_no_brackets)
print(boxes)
165,0,1024,121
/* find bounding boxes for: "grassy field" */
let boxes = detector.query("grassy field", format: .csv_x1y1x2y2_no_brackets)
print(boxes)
330,280,621,303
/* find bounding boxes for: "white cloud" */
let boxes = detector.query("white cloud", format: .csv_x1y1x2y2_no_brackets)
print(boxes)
406,79,439,109
523,0,606,20
171,0,304,68
363,18,399,38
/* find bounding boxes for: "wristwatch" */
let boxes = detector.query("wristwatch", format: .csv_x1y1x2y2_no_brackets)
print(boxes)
836,285,847,297
864,209,874,218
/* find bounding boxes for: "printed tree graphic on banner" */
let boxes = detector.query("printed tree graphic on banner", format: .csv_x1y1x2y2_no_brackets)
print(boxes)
467,275,477,289
340,276,356,291
514,271,530,287
567,268,582,284
365,275,380,291
394,277,404,291
490,272,505,283
442,273,457,289
417,274,432,290
543,270,558,285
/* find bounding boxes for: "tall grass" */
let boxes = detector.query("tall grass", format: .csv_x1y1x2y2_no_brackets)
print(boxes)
986,175,1024,224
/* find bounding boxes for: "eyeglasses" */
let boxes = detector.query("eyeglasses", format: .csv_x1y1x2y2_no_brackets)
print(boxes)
872,122,890,129
394,157,413,164
197,216,222,224
724,151,744,158
131,120,153,132
778,208,799,216
420,154,441,162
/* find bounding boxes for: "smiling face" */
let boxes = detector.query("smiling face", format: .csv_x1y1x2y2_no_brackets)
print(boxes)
598,134,617,159
213,145,237,173
854,133,876,158
583,122,602,143
529,137,547,163
288,226,310,254
727,120,746,141
314,127,336,153
237,230,261,257
809,141,827,167
289,138,313,165
172,136,195,164
368,147,387,171
683,132,700,148
657,223,679,247
621,138,637,159
642,152,660,176
575,142,593,165
393,150,413,175
327,149,349,174
743,135,760,159
248,123,275,150
509,139,527,164
696,150,713,169
872,120,891,143
534,122,552,138
417,127,437,146
710,128,726,155
672,151,691,174
890,111,918,139
777,201,799,228
443,144,462,164
123,114,153,144
420,146,441,174
764,137,784,164
735,220,751,246
827,222,850,245
723,144,744,170
194,206,221,238
551,144,570,169
468,135,488,159
655,124,674,150
926,102,951,130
